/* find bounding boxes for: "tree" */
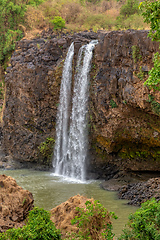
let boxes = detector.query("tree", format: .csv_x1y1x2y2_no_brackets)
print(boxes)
0,0,27,64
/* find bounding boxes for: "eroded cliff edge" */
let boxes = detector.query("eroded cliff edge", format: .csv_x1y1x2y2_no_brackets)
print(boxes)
2,30,160,178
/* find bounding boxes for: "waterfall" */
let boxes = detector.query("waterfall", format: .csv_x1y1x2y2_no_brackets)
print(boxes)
53,42,74,173
53,40,98,181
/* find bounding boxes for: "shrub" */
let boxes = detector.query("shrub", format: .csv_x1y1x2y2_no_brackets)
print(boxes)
69,200,117,240
120,0,139,18
0,207,62,240
50,16,65,31
119,198,160,240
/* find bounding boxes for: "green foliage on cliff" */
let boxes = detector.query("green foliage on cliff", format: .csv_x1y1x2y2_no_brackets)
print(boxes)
119,198,160,240
140,0,160,91
110,99,118,108
0,207,62,240
144,52,160,91
39,137,55,164
147,94,160,115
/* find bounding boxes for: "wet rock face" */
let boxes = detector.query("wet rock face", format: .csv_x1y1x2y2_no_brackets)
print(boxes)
2,30,160,175
118,177,160,206
88,30,160,176
0,174,34,232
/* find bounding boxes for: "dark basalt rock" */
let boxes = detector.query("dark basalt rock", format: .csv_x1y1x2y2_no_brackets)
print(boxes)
1,30,160,177
118,177,160,206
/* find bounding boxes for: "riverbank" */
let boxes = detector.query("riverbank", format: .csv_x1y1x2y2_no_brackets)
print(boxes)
101,171,160,205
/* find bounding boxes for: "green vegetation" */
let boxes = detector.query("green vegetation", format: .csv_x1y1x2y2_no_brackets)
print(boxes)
69,200,117,240
0,0,26,64
39,137,55,164
120,0,139,18
119,198,160,240
132,45,142,63
0,0,150,68
0,80,5,100
0,207,61,240
147,94,160,115
28,0,44,6
50,16,66,31
140,0,160,91
140,0,160,42
136,66,146,81
0,0,46,66
116,0,141,29
0,198,159,240
144,52,160,91
110,99,118,108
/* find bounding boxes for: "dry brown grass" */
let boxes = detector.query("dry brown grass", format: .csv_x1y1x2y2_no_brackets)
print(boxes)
25,5,48,30
60,2,82,24
23,0,149,36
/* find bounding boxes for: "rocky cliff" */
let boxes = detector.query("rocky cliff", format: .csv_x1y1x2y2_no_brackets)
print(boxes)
88,30,160,179
2,30,160,178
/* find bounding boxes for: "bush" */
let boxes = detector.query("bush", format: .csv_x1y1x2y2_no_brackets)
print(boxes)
116,13,147,30
119,198,160,240
69,200,117,240
0,207,62,240
120,0,139,18
50,16,65,31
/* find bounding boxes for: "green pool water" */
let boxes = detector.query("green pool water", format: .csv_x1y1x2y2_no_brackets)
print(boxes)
0,169,138,238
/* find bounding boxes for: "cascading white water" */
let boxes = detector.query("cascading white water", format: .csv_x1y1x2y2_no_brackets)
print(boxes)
53,40,98,181
53,42,74,173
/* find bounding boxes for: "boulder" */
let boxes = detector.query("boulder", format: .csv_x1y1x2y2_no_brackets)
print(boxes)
118,177,160,205
50,194,111,239
50,195,94,237
0,175,34,232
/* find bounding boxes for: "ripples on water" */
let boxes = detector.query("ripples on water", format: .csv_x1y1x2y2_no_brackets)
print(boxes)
0,169,138,238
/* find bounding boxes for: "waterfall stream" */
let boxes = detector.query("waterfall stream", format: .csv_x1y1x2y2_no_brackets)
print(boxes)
53,40,98,181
